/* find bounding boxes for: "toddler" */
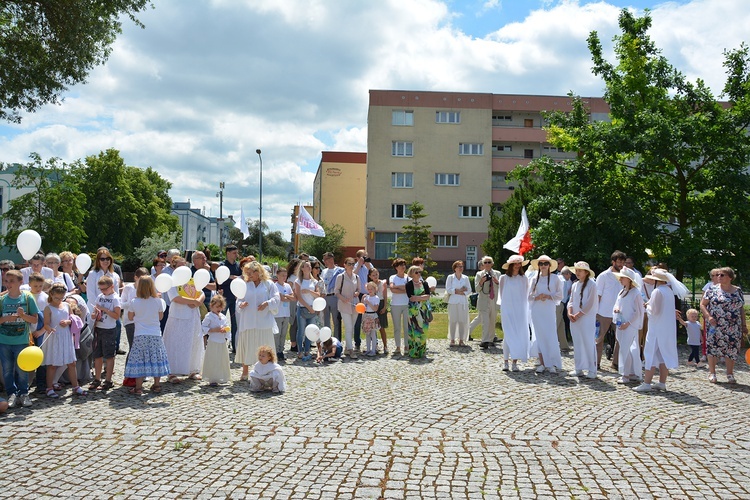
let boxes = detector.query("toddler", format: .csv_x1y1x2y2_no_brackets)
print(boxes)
248,345,286,393
679,308,702,367
362,281,380,356
201,295,231,386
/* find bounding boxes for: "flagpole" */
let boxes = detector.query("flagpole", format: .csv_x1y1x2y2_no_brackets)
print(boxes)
256,149,263,260
294,204,300,256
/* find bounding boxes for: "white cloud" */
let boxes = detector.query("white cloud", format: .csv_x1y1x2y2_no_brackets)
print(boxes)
1,0,748,241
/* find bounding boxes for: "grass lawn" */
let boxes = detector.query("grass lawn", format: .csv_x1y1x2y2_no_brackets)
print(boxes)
384,311,502,340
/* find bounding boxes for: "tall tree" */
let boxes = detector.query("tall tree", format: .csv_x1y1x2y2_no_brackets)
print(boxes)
1,153,87,252
0,0,151,123
393,201,436,270
299,221,346,262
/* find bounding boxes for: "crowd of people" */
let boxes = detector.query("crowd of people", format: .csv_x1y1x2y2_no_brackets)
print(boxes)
0,244,745,413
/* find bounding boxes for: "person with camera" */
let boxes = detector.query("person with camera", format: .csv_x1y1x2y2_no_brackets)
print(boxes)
475,256,502,350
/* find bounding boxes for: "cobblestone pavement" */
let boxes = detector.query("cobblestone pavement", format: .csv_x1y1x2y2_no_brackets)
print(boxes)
1,340,749,499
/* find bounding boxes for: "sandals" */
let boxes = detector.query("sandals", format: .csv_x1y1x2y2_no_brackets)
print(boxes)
708,373,717,383
128,387,143,395
167,375,182,384
100,380,114,391
88,379,101,390
240,374,248,381
46,389,59,399
72,386,88,396
727,374,737,384
188,373,202,380
52,383,62,391
151,384,162,393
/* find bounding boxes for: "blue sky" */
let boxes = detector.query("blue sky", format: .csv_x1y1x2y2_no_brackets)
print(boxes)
0,0,744,240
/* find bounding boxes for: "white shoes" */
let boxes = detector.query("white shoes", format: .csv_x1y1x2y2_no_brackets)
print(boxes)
653,382,667,391
617,376,630,384
511,362,520,372
548,366,557,374
634,383,652,392
502,361,509,371
569,370,583,377
535,365,545,373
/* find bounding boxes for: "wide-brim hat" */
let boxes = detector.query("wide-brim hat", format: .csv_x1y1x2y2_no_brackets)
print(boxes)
571,261,595,279
643,269,668,282
613,267,641,289
501,254,529,270
530,255,558,272
560,266,573,275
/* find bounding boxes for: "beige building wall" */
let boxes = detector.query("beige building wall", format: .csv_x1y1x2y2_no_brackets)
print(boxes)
313,152,367,252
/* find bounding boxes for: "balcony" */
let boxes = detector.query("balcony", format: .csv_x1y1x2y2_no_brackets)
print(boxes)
492,157,531,172
491,189,515,203
492,126,547,142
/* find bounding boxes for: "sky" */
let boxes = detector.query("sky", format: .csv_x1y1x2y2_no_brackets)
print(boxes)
1,0,748,241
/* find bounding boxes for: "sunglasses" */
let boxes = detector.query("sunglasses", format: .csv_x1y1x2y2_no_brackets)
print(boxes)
716,273,726,277
483,261,492,265
345,262,355,266
413,271,422,275
538,262,550,266
99,257,112,261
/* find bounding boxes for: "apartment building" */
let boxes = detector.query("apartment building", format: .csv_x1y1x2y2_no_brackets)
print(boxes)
365,89,609,271
312,151,367,256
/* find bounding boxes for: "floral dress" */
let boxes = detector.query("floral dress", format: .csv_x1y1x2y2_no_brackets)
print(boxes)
406,282,431,358
704,286,745,360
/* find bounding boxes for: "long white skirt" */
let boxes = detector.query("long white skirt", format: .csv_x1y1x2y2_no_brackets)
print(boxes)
236,327,275,366
163,315,204,375
530,300,561,369
202,342,231,383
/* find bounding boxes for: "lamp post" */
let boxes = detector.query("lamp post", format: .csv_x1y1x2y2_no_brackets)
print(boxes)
256,149,263,260
216,181,225,219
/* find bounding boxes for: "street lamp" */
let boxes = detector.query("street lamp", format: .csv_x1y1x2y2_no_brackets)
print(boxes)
256,149,263,260
216,181,225,219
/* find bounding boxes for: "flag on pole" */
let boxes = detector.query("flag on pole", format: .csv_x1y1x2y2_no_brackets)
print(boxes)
239,206,250,238
503,206,533,255
297,205,326,237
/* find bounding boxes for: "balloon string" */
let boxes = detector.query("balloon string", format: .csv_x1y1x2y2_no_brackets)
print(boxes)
38,330,56,348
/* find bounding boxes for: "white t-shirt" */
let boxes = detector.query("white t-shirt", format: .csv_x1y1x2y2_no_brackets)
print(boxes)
686,321,702,346
21,266,54,285
95,292,121,329
120,283,136,326
130,297,163,336
596,268,620,317
274,282,292,318
389,274,409,306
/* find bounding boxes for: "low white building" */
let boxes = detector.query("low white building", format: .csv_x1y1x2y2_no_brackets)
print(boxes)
171,201,232,252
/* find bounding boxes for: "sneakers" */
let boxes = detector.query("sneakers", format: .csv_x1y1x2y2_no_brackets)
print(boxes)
569,370,583,377
349,350,358,360
502,361,509,371
393,349,401,356
7,394,18,408
20,394,32,407
535,365,545,373
634,383,652,392
511,362,520,372
616,376,630,384
549,366,557,374
653,382,667,391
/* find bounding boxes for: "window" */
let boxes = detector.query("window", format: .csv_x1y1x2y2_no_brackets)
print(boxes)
543,145,563,153
392,141,413,157
434,173,460,186
459,206,483,218
524,149,534,159
391,204,412,219
375,232,400,260
491,174,506,189
492,145,512,152
392,110,414,126
459,143,483,155
436,111,460,123
391,172,413,188
434,235,458,247
492,115,512,121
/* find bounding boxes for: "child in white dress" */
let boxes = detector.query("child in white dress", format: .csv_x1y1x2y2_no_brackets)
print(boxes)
248,345,286,393
41,283,87,397
201,295,231,386
362,281,381,356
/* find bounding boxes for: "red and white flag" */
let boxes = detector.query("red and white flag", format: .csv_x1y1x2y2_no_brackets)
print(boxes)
297,205,326,237
503,206,533,255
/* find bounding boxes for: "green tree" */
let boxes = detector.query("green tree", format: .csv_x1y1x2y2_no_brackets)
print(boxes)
134,230,182,267
1,153,87,252
228,220,289,260
483,181,544,265
299,221,346,261
197,242,223,262
72,148,179,255
393,201,436,271
0,0,151,123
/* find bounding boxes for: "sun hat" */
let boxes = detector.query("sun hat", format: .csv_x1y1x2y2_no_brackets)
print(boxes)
571,261,595,279
643,269,669,282
560,266,573,275
530,255,558,272
501,254,529,270
613,267,641,289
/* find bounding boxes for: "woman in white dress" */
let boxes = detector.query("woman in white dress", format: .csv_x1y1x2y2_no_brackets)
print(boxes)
445,260,470,347
567,261,598,379
635,269,687,392
163,257,205,382
499,254,529,372
528,255,563,373
612,267,644,383
236,261,280,380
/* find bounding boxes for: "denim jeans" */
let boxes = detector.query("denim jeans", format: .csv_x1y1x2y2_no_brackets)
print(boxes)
296,306,315,355
0,343,29,396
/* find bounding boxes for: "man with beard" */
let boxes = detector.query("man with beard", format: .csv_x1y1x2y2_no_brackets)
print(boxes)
596,250,626,369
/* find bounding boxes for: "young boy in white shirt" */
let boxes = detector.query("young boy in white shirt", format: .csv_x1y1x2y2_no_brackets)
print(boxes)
89,276,121,391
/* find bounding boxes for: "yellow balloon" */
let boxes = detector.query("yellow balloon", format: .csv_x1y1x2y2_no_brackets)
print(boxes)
17,346,44,372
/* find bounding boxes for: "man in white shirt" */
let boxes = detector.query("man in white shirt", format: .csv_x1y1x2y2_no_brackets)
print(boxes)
20,253,54,284
320,252,344,341
596,250,626,368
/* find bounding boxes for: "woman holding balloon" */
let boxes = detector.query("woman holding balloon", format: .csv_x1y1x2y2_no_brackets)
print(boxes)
234,261,280,381
294,261,321,362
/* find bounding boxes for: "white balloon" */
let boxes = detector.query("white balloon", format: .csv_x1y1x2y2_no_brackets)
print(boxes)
17,229,42,260
215,265,230,285
75,253,92,274
426,276,437,289
305,324,320,342
155,273,174,293
172,266,192,287
319,327,332,342
230,278,247,299
160,298,167,311
193,269,211,290
312,297,326,312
